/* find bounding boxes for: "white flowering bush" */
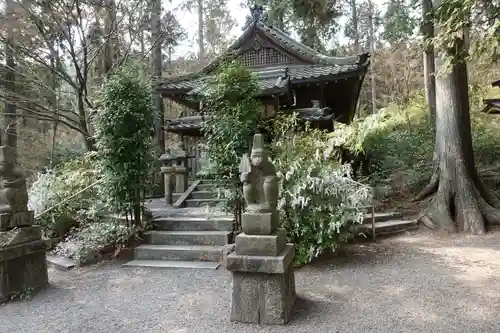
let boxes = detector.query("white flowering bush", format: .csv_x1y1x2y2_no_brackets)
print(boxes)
28,152,102,237
272,115,373,265
54,220,137,265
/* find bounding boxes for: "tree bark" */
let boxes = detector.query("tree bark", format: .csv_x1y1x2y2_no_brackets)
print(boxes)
367,0,377,114
350,0,360,54
151,0,165,196
4,0,17,152
421,0,436,121
416,37,500,234
197,0,205,63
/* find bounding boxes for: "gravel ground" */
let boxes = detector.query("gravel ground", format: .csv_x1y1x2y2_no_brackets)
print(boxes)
2,228,500,333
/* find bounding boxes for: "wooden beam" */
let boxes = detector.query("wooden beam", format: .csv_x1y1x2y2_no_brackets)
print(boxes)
173,179,201,208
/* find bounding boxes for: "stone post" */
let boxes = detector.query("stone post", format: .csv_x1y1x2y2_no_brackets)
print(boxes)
174,159,189,193
0,146,48,302
160,165,175,206
226,134,296,325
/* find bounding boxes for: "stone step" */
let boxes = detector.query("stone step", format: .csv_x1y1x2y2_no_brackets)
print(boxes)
145,230,232,246
185,198,223,208
123,260,221,269
196,183,217,190
358,219,418,234
154,216,234,231
363,211,402,224
134,244,223,262
172,190,216,202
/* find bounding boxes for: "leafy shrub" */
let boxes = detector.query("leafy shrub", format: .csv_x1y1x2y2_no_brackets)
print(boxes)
54,220,137,265
28,152,102,238
272,115,372,265
200,61,262,211
93,65,156,226
332,89,500,201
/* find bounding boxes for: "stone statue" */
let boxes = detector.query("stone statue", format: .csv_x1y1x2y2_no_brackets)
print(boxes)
0,146,28,213
239,134,278,213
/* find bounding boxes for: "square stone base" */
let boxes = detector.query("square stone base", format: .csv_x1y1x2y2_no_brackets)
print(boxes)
235,228,286,257
241,212,279,235
230,267,296,325
0,250,48,302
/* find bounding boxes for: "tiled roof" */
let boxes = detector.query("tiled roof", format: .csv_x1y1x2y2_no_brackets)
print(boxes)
158,13,370,94
187,68,289,97
160,63,361,97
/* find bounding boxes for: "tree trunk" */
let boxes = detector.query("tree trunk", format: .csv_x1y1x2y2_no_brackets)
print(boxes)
4,0,17,152
416,37,500,234
367,0,376,114
151,0,165,196
197,0,205,63
351,0,360,54
421,0,436,121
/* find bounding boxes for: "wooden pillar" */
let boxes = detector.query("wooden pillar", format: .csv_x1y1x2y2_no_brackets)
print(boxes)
319,82,326,108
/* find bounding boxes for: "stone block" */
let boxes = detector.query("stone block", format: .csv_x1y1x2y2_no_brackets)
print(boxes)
235,228,286,256
226,243,295,274
230,267,296,325
241,212,279,235
0,250,48,303
0,211,35,231
0,239,48,263
0,226,42,247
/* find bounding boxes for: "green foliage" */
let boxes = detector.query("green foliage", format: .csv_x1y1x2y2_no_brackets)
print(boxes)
383,0,417,44
54,220,138,265
93,66,157,224
272,115,372,265
201,61,262,210
332,88,500,200
28,153,102,238
432,0,499,62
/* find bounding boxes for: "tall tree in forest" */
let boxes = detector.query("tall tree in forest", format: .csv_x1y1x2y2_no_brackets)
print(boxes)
0,0,151,151
150,0,165,195
184,0,235,61
245,0,340,51
203,0,236,55
366,0,376,114
415,0,500,234
383,0,417,46
162,11,185,66
3,0,17,151
343,0,360,53
421,0,436,120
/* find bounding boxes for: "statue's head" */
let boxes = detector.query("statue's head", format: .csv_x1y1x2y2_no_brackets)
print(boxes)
250,134,267,167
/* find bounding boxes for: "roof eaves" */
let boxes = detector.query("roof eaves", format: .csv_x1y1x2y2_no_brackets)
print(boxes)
255,20,370,67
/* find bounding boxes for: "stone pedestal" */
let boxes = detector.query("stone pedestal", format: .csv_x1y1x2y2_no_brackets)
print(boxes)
227,225,296,325
0,211,48,302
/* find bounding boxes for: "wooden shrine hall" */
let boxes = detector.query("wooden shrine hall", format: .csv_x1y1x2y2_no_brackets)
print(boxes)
157,5,371,204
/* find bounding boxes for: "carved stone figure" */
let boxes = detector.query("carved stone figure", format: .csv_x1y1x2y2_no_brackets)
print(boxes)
0,146,29,213
239,134,278,213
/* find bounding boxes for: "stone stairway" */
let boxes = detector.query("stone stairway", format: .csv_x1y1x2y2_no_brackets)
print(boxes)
357,210,418,238
124,180,234,269
173,180,223,208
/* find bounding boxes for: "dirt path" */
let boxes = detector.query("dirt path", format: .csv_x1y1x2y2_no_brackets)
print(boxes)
2,228,500,333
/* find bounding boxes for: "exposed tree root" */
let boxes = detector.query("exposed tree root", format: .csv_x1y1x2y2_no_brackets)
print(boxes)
416,165,500,235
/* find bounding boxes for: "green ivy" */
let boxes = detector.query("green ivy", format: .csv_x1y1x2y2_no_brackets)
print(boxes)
93,66,157,226
200,61,263,211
